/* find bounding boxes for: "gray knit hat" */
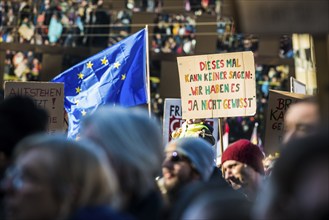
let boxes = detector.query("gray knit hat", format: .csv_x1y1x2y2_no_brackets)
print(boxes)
165,137,215,181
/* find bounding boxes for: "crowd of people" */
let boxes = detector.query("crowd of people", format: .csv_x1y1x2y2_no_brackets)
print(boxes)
1,0,291,54
3,50,42,82
152,13,196,54
1,0,294,144
0,0,292,56
0,94,327,220
0,0,213,48
0,0,110,47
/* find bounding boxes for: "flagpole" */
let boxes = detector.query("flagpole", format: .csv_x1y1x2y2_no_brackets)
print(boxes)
145,25,151,117
218,118,223,164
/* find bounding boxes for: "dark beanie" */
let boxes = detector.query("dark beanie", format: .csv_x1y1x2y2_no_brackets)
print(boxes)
221,139,265,175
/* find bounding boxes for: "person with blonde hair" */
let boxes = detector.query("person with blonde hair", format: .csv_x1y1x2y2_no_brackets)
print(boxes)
1,134,128,220
80,106,164,220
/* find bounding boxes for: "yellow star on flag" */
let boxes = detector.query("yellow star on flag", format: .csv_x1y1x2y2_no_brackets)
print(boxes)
114,62,121,69
76,87,81,94
78,72,84,79
101,57,108,65
86,61,93,69
74,99,79,105
121,74,126,80
81,109,87,116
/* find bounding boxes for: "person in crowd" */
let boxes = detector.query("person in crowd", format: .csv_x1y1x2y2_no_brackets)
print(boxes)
80,106,164,220
159,137,216,206
88,1,110,47
12,52,30,82
0,95,49,219
262,153,279,177
48,11,63,45
221,139,265,201
2,134,130,220
171,181,252,220
18,17,35,43
253,132,328,220
171,118,223,182
283,96,320,144
0,95,48,178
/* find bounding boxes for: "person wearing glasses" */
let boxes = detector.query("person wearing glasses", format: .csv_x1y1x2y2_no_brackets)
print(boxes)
159,137,215,207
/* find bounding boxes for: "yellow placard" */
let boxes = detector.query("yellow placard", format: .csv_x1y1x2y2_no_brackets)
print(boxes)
177,51,256,119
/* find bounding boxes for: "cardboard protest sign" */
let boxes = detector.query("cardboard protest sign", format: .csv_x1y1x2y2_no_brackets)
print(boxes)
163,98,218,145
177,51,256,119
4,81,64,134
264,90,308,154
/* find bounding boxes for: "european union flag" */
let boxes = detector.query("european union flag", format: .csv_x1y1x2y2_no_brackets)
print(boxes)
52,28,148,139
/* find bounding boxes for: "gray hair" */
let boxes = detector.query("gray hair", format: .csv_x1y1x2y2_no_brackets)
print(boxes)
81,106,163,205
14,134,120,219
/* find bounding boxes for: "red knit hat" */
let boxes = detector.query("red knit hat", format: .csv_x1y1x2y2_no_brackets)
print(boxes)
221,139,265,175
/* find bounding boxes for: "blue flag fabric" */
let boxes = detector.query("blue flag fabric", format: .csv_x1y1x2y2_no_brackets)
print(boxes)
52,28,148,139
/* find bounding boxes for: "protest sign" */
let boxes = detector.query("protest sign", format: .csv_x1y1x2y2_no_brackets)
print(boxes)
177,51,256,119
163,98,218,146
290,76,307,94
264,90,308,154
4,81,64,134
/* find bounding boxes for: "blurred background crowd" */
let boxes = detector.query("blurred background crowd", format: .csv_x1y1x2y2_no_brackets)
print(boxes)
0,0,304,144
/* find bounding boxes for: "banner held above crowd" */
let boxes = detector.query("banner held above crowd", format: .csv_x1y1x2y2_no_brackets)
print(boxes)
52,28,149,139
